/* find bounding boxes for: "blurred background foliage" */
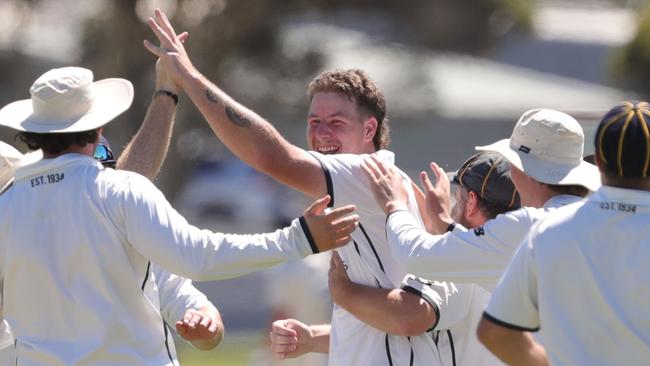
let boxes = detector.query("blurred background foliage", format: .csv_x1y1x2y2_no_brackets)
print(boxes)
0,0,535,198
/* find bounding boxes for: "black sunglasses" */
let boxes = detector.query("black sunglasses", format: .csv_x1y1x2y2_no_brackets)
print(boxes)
94,142,116,168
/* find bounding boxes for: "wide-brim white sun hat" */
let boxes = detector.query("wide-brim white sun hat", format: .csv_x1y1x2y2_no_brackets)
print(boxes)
0,67,133,133
476,108,601,192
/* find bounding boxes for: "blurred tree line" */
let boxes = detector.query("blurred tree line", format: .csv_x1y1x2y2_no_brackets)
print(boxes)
1,0,534,198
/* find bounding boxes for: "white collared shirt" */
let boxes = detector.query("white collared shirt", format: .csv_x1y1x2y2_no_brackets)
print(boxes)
0,153,314,365
312,150,474,366
486,186,650,365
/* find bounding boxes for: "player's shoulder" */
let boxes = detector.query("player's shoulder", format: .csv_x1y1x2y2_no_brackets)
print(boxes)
97,168,160,199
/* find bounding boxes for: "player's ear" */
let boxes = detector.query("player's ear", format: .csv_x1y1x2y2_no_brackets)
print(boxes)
363,117,378,142
466,190,480,216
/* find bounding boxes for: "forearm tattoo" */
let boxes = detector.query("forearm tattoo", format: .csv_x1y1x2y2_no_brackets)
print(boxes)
205,88,252,127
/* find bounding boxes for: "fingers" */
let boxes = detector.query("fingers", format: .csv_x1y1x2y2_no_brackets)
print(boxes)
331,250,343,266
178,31,189,43
199,314,211,329
323,204,357,221
331,214,359,233
305,195,331,216
154,8,177,39
147,17,173,48
176,321,188,336
272,320,298,337
369,154,389,175
419,171,434,192
430,162,446,185
143,39,163,57
361,157,382,181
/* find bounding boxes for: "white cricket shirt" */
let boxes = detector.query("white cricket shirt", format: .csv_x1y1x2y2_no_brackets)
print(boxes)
312,150,469,366
0,153,315,365
485,186,650,365
386,195,584,291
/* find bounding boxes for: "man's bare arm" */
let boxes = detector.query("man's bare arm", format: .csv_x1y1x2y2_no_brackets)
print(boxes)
477,317,549,366
143,9,325,198
329,251,437,336
116,40,188,179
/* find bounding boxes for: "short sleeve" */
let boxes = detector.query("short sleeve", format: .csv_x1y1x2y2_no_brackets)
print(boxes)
483,232,540,331
309,151,389,214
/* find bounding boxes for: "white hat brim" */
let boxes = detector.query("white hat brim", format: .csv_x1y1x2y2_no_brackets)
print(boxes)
476,138,601,191
0,78,133,133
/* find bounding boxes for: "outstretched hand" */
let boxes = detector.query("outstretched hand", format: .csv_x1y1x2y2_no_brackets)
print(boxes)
144,9,195,87
419,162,453,233
303,195,358,252
361,154,409,215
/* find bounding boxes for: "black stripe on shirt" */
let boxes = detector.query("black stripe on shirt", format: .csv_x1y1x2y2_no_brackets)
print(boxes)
309,152,334,207
358,223,385,273
384,334,394,366
482,311,540,332
141,261,151,291
299,216,319,254
447,329,457,366
163,321,174,363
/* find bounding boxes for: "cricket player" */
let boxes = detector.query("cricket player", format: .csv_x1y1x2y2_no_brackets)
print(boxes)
144,9,462,365
0,66,358,365
478,101,650,365
362,108,601,292
0,141,223,364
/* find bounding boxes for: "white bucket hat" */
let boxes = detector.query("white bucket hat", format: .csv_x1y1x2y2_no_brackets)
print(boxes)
476,108,601,191
0,141,23,192
0,67,133,133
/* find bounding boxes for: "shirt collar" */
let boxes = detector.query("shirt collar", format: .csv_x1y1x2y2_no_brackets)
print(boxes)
543,194,584,209
14,153,101,181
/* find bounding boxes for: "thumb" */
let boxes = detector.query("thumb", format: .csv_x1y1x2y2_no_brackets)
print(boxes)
178,31,189,43
305,195,331,216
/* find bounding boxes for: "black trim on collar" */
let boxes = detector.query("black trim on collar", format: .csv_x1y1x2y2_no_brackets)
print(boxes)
482,311,540,332
299,216,320,254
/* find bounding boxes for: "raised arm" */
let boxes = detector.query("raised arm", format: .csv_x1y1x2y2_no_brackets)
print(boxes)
117,35,189,179
142,9,325,198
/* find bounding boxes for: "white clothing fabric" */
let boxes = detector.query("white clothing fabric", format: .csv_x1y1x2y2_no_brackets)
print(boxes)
386,195,584,291
312,150,468,366
0,268,210,364
0,153,314,366
486,186,650,365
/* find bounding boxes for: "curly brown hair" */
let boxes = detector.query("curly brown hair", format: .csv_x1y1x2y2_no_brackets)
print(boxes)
307,69,390,150
17,129,99,155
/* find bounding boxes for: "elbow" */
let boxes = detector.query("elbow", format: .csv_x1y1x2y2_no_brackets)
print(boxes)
395,318,432,337
393,307,437,337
